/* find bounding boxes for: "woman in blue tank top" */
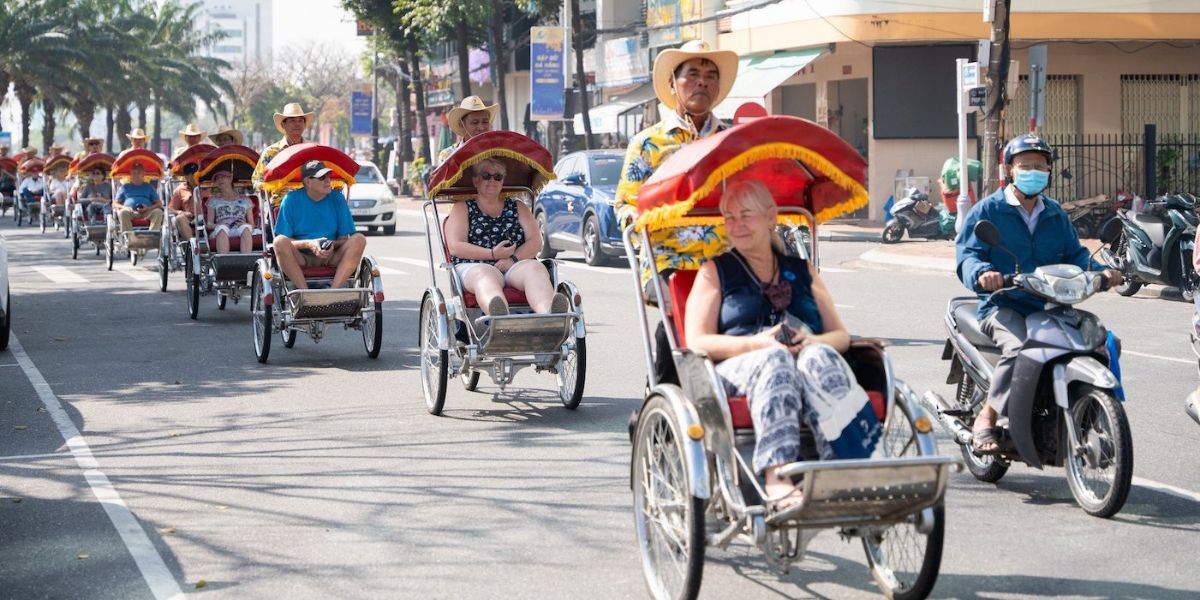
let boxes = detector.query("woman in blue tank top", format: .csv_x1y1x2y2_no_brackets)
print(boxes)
684,180,855,507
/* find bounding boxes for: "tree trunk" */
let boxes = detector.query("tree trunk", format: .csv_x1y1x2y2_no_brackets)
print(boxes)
455,21,472,99
571,0,593,150
152,91,162,153
397,58,414,163
490,0,508,130
137,104,148,131
41,97,56,155
406,45,432,165
0,73,9,132
15,80,36,150
981,0,1012,191
117,107,132,150
106,105,116,153
74,101,96,140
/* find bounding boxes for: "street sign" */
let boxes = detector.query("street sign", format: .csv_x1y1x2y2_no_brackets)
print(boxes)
351,87,373,136
356,20,373,36
0,131,10,149
968,87,986,108
961,62,980,91
733,102,767,125
1028,45,1049,130
530,26,566,121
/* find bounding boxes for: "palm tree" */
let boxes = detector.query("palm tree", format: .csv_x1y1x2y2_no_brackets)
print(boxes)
0,0,77,147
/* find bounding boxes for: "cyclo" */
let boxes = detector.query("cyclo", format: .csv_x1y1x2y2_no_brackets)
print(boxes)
40,154,70,235
159,143,215,292
70,152,116,260
0,157,15,217
417,131,586,415
106,148,164,270
251,143,384,363
182,144,263,319
625,116,956,600
14,157,43,227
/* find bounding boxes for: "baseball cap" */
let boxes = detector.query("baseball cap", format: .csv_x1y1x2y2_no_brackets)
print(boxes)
301,160,332,179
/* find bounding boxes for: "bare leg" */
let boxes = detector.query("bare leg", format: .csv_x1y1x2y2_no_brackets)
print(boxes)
272,236,309,289
329,233,366,288
462,265,507,314
504,260,555,313
214,230,230,254
239,227,253,254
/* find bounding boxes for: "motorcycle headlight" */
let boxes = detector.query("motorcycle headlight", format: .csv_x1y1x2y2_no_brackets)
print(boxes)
1046,272,1091,304
1028,265,1095,304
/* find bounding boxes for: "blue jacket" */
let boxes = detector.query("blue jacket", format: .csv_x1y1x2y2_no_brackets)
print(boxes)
956,187,1101,318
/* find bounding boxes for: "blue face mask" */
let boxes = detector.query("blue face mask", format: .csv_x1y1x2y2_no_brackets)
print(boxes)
1013,169,1050,196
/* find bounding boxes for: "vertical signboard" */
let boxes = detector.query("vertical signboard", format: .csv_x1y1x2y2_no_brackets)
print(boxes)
530,26,565,121
0,132,11,150
599,37,650,88
646,0,682,48
351,84,373,136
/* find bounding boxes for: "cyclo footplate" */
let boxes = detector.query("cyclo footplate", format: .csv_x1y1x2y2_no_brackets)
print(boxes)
287,288,369,319
479,314,572,355
211,255,259,281
769,457,953,527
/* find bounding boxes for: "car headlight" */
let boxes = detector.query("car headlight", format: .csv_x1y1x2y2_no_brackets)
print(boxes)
378,194,394,205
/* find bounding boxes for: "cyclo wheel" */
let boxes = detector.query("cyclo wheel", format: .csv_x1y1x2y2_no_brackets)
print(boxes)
157,240,169,292
217,293,227,310
556,336,586,409
460,367,480,391
106,236,115,271
251,265,272,363
862,394,945,600
419,293,448,415
1064,385,1133,518
359,262,382,359
632,394,705,600
72,229,80,260
185,246,200,320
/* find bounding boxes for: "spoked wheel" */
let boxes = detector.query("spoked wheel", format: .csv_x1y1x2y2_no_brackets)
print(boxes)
40,209,46,233
105,237,115,270
251,265,272,363
1064,385,1133,518
72,231,80,260
358,264,382,359
632,395,705,600
556,336,586,409
956,378,1008,483
862,396,945,600
157,250,169,292
1111,232,1142,296
217,293,227,310
62,216,71,238
419,294,449,415
281,328,297,348
460,367,480,391
130,250,139,266
184,247,199,320
881,221,904,244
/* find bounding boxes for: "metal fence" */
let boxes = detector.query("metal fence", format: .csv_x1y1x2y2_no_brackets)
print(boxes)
1042,130,1200,202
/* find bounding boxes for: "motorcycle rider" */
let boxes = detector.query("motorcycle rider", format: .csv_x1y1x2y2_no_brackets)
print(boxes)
956,133,1123,453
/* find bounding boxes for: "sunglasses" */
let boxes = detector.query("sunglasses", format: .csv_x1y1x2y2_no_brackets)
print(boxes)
476,171,505,181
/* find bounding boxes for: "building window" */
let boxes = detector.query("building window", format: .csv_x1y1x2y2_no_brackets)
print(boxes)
1120,74,1200,135
214,45,242,55
1004,75,1079,137
222,29,243,38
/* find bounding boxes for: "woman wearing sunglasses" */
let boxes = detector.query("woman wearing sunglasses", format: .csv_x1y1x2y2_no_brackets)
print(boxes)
444,158,569,320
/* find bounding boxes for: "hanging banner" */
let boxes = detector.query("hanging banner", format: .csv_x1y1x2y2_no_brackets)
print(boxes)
599,36,650,89
646,0,681,48
530,26,565,121
351,84,373,136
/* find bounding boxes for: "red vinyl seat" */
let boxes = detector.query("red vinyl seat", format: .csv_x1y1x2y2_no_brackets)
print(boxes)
300,266,338,278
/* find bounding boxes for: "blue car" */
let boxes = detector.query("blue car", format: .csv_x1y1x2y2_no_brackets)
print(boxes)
534,150,626,266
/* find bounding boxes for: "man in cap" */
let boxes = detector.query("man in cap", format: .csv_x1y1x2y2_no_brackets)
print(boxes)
126,128,149,150
210,126,244,147
114,163,163,234
253,103,314,206
436,96,499,166
271,160,365,290
172,123,207,158
615,40,738,385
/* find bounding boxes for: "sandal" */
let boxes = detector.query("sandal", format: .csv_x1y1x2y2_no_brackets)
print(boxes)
971,426,1005,455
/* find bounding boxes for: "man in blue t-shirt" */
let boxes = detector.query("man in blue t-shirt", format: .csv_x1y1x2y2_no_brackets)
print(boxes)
273,160,366,289
115,164,163,233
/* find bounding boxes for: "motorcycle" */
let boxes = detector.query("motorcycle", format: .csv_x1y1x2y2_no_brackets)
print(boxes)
881,188,955,243
1100,193,1198,301
921,220,1134,518
1189,314,1200,426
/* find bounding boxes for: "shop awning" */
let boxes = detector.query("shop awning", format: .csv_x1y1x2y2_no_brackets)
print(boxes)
574,84,657,134
714,48,827,120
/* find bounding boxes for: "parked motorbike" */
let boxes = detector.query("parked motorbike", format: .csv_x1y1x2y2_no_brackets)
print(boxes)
881,188,955,243
1189,315,1200,426
921,220,1133,518
1100,193,1198,301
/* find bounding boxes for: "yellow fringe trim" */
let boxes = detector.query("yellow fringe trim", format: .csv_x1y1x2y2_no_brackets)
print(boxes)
196,155,257,179
261,165,357,195
428,147,556,198
633,142,868,232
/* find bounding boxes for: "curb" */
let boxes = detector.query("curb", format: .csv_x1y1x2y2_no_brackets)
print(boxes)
858,248,955,272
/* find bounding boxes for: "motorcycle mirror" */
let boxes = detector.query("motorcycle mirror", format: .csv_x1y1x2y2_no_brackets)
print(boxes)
1098,217,1123,244
974,220,1002,247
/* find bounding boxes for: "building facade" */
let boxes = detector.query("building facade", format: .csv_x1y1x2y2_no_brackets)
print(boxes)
194,0,274,67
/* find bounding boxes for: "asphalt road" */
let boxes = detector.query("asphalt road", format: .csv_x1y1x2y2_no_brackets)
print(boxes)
1,208,1198,599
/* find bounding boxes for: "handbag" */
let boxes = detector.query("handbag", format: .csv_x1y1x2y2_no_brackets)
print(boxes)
796,344,882,460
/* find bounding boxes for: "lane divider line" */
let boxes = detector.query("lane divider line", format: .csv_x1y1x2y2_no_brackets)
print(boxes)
1132,476,1200,504
1123,350,1193,365
380,256,430,268
32,266,88,284
9,334,186,600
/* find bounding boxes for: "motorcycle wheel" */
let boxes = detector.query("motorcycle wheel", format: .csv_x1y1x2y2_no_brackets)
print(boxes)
955,378,1009,482
1064,385,1133,518
881,221,904,244
1111,232,1142,296
1176,247,1197,302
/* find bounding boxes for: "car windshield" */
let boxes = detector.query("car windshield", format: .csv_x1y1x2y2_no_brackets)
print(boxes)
356,165,383,184
588,155,623,186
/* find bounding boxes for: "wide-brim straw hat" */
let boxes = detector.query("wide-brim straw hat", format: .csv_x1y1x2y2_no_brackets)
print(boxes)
126,128,148,140
210,126,244,146
273,103,315,135
652,40,739,112
447,96,499,139
179,123,206,138
83,137,104,146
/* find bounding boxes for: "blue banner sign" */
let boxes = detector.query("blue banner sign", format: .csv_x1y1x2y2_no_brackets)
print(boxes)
530,26,565,121
351,88,373,136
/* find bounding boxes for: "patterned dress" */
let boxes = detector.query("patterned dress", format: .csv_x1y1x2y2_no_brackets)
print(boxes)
451,198,525,266
615,105,728,283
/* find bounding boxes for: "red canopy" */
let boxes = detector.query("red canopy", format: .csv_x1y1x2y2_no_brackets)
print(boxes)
0,157,17,174
19,158,45,174
112,148,165,178
261,143,359,195
427,131,555,198
76,153,116,175
634,116,868,231
169,143,217,175
44,154,71,173
197,145,260,183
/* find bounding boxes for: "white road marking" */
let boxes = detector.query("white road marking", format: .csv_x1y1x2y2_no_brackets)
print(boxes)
115,265,159,282
834,304,854,309
377,266,406,276
1133,476,1200,504
1123,350,1193,365
380,256,430,268
819,266,856,273
553,261,626,275
32,266,88,284
8,335,186,600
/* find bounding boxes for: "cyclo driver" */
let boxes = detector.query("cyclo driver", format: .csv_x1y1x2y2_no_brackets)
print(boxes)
956,134,1123,454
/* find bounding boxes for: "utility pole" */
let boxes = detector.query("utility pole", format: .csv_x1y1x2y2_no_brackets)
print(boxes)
571,0,594,150
371,30,380,163
981,0,1011,192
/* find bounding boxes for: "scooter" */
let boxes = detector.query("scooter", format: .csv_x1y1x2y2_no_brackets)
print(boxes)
1189,316,1200,426
921,220,1134,518
881,188,955,243
1100,193,1198,301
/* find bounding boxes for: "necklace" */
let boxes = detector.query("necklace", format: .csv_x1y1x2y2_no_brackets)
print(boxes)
731,250,792,313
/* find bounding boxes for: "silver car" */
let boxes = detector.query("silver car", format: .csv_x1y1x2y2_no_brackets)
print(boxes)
348,161,398,235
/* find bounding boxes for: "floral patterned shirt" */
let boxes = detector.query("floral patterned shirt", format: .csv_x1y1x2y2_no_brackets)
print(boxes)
252,137,296,206
615,105,728,282
436,140,462,168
